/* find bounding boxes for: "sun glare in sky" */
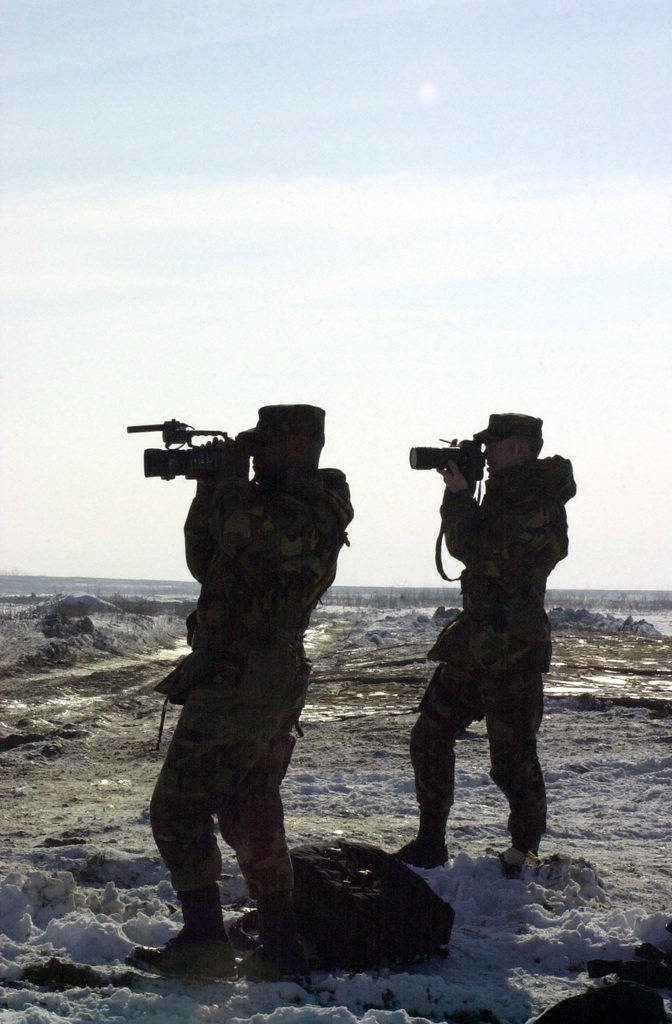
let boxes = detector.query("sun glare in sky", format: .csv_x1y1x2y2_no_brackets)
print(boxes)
417,82,438,105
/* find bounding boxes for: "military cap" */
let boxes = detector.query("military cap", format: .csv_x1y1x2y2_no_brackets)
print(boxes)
255,405,325,445
473,413,543,444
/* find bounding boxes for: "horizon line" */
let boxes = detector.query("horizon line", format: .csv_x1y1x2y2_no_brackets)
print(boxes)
0,573,670,598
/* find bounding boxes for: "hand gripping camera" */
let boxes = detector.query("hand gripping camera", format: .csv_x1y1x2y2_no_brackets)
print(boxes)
409,437,486,582
127,420,229,480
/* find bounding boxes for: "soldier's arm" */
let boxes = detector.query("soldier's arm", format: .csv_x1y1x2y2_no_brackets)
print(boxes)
440,488,480,565
209,476,331,580
184,483,218,583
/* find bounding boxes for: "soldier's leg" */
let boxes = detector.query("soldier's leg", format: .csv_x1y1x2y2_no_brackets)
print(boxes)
135,685,264,977
218,730,296,900
398,665,481,867
484,671,546,855
217,646,309,900
218,646,310,980
220,723,310,980
150,685,272,893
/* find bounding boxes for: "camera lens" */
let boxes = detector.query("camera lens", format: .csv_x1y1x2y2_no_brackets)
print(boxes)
409,447,446,470
144,448,191,479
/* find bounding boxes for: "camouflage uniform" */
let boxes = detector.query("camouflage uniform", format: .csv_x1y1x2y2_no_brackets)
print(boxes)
409,414,576,856
150,406,353,902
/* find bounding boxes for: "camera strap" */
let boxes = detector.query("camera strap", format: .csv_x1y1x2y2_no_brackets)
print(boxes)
434,527,460,582
435,480,482,581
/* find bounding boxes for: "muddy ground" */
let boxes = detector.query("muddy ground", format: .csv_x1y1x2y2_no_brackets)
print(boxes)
1,614,671,899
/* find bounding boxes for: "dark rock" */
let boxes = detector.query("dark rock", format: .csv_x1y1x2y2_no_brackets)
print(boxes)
0,732,46,752
40,743,64,758
547,607,661,635
41,614,64,638
636,941,672,968
588,952,672,987
19,956,138,991
575,694,607,712
21,957,107,990
587,958,623,977
42,613,96,639
533,979,666,1023
616,960,672,988
433,606,460,623
41,836,88,848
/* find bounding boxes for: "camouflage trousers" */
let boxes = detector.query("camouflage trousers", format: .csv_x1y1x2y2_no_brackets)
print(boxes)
410,661,547,854
150,644,309,899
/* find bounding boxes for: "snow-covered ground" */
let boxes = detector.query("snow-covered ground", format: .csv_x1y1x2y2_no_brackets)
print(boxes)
0,600,671,1023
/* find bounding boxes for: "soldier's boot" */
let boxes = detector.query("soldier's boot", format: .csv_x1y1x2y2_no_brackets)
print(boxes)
239,892,309,982
127,883,236,978
511,827,542,858
498,847,540,879
396,811,448,869
499,830,542,879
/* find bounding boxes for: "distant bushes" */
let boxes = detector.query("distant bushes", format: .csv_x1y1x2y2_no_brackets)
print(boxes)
108,595,159,615
2,585,670,617
0,603,41,621
321,587,462,609
0,595,197,621
108,595,196,618
321,587,672,613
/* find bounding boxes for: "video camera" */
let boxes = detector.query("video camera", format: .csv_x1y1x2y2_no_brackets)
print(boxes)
127,420,229,480
409,438,485,487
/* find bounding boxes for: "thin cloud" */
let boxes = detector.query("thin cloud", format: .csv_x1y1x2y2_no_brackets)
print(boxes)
3,172,670,302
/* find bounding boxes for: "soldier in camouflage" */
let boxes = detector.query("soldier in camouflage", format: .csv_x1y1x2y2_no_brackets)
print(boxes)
129,405,353,980
398,413,576,876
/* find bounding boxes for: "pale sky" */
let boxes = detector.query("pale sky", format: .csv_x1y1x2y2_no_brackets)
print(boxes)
1,0,670,590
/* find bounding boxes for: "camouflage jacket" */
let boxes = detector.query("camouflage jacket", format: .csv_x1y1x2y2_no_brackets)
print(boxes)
182,466,353,664
428,455,576,675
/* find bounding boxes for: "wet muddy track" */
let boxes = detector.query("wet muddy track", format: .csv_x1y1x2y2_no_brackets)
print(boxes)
1,624,670,877
306,626,672,710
